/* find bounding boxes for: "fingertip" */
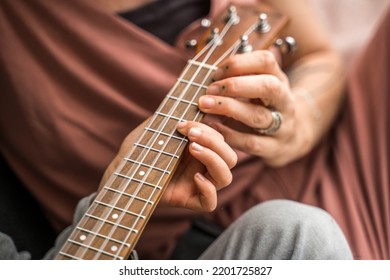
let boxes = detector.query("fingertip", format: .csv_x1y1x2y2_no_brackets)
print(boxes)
194,173,217,212
195,172,207,182
191,142,204,152
176,120,188,130
213,68,224,81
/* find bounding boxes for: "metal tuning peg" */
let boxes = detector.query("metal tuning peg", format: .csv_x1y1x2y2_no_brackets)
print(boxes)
256,13,271,33
238,35,253,53
185,39,198,49
224,5,240,25
274,36,297,54
200,18,211,28
207,28,222,45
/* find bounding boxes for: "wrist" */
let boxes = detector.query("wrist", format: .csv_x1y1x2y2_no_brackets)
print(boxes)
292,87,323,157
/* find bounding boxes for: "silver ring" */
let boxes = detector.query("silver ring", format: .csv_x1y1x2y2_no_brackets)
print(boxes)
255,109,282,135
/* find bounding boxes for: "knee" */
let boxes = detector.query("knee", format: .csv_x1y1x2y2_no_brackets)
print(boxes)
245,200,334,229
238,200,353,259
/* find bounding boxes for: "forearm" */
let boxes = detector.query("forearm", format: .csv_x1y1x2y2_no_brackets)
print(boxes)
287,50,346,152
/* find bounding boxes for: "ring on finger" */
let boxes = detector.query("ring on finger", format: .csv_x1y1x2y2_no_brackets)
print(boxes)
254,109,282,135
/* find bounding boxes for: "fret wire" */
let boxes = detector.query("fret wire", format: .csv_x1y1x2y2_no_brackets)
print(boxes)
145,126,189,142
112,173,162,190
167,95,198,107
58,251,81,260
68,239,123,259
76,226,131,248
177,78,209,89
103,184,154,205
91,191,147,219
85,212,138,233
155,111,186,123
85,18,237,260
124,157,172,175
133,143,180,159
188,59,218,70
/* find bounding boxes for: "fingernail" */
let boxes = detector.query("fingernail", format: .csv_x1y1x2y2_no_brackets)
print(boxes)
192,142,203,152
213,68,223,80
195,172,207,182
199,96,215,108
189,127,202,137
207,85,220,95
176,121,187,129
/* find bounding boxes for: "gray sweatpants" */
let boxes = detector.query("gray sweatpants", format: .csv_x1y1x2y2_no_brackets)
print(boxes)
0,195,352,260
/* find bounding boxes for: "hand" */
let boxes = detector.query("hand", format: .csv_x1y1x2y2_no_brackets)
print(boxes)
198,50,313,167
100,120,237,212
162,121,237,211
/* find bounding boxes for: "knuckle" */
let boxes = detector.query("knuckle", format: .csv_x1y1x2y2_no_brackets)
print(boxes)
259,50,277,70
265,156,287,168
221,172,233,187
263,75,280,92
280,71,289,84
213,97,233,118
200,198,216,212
263,76,284,102
251,106,270,128
226,56,240,73
224,78,238,94
244,136,263,155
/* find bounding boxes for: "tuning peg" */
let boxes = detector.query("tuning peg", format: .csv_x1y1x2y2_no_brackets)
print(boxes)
224,5,240,25
200,18,211,28
274,36,297,54
185,39,198,49
238,35,253,53
257,13,271,33
207,28,222,45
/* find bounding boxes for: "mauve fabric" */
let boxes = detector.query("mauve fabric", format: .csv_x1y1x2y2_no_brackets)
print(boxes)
0,0,389,259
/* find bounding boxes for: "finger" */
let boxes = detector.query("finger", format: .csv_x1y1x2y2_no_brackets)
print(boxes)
199,95,275,131
164,159,217,212
186,172,217,212
176,121,237,169
210,122,278,158
213,50,288,82
188,141,233,189
207,75,290,109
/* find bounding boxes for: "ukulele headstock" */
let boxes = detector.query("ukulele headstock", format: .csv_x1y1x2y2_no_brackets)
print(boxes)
195,3,290,66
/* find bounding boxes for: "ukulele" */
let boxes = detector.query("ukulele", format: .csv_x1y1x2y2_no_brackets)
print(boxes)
55,3,290,260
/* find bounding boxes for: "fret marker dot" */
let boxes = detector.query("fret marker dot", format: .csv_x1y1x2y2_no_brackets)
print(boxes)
111,245,118,252
158,140,164,145
80,235,86,241
112,213,119,220
139,170,146,176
